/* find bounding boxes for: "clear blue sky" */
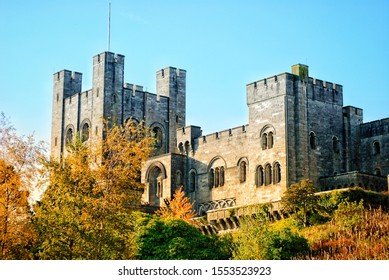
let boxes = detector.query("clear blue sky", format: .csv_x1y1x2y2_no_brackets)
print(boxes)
0,0,388,144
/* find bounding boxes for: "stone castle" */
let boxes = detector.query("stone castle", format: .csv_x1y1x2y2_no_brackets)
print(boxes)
51,51,388,220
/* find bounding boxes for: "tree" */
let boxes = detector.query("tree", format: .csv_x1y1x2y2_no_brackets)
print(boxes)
35,121,155,259
156,186,196,223
281,179,318,227
0,159,35,259
0,113,45,259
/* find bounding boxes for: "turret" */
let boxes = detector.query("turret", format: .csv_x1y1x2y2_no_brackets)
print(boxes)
156,67,186,152
51,70,82,159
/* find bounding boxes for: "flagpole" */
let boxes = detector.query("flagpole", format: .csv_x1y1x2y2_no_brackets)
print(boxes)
108,2,111,51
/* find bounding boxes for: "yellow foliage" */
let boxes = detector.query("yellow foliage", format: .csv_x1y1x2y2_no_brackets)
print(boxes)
156,186,197,223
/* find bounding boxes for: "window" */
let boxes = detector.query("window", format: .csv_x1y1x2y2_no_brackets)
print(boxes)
175,171,183,188
189,171,196,192
239,161,247,183
268,132,274,148
54,137,58,147
273,162,281,184
112,94,117,104
153,127,163,148
184,141,190,155
265,164,272,185
178,142,184,154
261,133,268,150
220,167,225,186
82,123,90,142
332,136,339,153
65,128,73,145
255,166,264,187
209,169,215,188
310,132,316,149
373,141,380,155
210,166,225,188
374,168,382,176
215,167,220,187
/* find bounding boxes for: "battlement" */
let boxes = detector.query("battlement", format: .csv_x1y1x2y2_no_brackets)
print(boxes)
156,66,186,79
53,70,83,99
197,124,248,145
124,83,144,92
247,65,343,105
53,70,83,82
93,51,124,65
360,118,389,138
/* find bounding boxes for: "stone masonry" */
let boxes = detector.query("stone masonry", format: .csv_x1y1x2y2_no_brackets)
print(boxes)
51,52,389,219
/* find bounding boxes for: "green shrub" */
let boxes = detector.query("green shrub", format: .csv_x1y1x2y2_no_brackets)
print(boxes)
262,228,310,260
134,216,231,260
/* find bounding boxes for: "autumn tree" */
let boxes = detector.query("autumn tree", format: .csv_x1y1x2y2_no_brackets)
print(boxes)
156,186,196,223
281,179,318,227
35,120,155,259
0,113,45,259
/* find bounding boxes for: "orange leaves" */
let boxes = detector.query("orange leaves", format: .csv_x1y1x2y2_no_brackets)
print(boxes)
156,186,197,223
0,159,35,259
35,119,156,259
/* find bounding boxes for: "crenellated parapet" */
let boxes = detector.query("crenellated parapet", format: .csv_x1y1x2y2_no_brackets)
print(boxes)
192,124,249,151
246,65,343,106
360,118,389,138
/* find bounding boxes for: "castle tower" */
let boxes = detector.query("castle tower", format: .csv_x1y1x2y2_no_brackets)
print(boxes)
156,67,186,153
50,70,82,159
91,52,125,138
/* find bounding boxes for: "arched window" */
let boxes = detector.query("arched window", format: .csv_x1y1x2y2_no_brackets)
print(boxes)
65,128,73,145
373,141,380,155
184,141,190,155
112,94,117,104
153,127,163,148
375,168,382,176
175,171,182,189
189,171,196,192
209,169,215,188
261,133,268,150
255,165,264,187
178,142,184,154
239,161,247,183
309,132,316,149
215,167,220,187
268,132,274,149
220,166,225,186
81,123,90,142
332,136,340,153
265,164,272,185
273,162,281,184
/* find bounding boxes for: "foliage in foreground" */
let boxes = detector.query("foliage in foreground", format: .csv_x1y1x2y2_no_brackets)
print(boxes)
34,121,155,259
156,186,197,223
0,113,45,259
133,213,231,260
301,202,389,260
281,179,318,227
231,211,309,260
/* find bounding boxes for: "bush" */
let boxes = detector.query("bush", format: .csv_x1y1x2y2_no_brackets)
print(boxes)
134,216,231,260
333,200,364,231
232,215,309,260
262,228,310,260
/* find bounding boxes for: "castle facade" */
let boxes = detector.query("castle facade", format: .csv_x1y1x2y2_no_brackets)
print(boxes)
51,51,388,216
